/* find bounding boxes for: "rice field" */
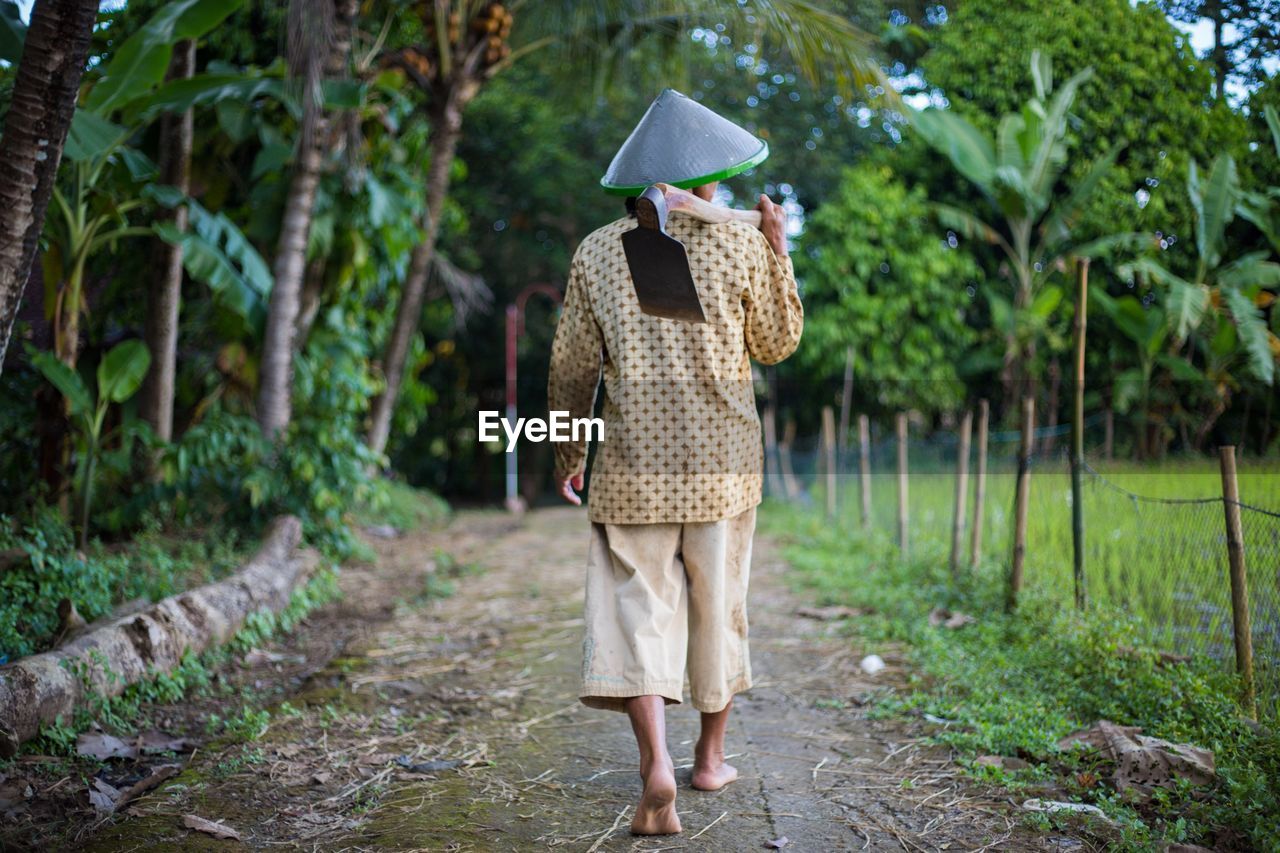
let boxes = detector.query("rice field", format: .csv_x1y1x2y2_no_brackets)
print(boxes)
774,432,1280,718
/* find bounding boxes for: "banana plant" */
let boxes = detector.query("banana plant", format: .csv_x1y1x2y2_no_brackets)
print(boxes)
1121,152,1280,385
41,0,246,372
910,51,1134,393
1237,105,1280,257
1088,288,1216,456
31,340,151,548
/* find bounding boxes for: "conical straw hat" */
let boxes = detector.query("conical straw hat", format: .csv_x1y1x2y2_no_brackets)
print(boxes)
600,89,768,195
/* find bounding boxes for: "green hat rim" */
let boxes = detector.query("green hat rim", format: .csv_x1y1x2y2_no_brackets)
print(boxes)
599,140,770,196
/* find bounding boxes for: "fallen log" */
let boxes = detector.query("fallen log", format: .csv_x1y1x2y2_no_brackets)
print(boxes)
0,516,317,756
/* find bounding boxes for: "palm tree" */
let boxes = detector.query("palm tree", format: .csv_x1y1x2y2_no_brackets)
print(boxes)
910,52,1129,400
1121,151,1280,442
140,40,197,459
0,0,99,376
363,0,888,457
257,0,359,437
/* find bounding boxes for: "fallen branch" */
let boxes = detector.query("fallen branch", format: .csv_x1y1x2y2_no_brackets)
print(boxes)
0,516,316,756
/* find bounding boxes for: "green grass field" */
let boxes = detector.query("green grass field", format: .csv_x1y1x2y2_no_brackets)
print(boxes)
777,441,1280,718
760,496,1280,849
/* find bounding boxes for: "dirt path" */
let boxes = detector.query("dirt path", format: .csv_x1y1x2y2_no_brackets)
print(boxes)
66,508,1073,851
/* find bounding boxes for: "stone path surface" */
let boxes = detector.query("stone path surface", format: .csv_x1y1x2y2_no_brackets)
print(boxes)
72,507,1078,851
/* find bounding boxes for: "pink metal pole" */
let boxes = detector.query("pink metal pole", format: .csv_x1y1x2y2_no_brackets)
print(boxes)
503,284,563,512
505,304,519,510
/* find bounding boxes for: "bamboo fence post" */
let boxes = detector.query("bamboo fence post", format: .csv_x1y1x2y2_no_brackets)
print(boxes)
822,406,837,519
839,347,853,460
1218,445,1257,720
896,412,909,554
1008,396,1035,612
780,418,801,500
970,399,989,567
950,409,973,575
1072,258,1089,610
858,414,872,530
763,405,782,497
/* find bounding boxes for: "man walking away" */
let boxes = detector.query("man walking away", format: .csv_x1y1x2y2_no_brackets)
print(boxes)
548,88,802,835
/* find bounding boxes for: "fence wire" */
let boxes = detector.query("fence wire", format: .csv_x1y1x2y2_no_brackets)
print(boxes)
765,413,1280,720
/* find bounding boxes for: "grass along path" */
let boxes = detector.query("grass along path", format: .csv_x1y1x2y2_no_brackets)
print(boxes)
764,500,1280,850
14,504,1080,851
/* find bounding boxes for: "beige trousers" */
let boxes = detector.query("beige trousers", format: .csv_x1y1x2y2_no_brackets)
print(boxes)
579,507,755,714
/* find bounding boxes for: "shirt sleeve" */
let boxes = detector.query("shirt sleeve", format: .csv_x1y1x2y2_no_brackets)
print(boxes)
547,254,603,480
743,230,804,365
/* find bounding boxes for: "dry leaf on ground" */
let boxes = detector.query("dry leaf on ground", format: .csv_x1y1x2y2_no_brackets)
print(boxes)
1057,720,1215,801
77,732,136,761
395,755,461,774
1022,798,1110,821
928,607,977,629
88,778,121,814
136,731,191,754
975,754,1030,771
183,814,243,841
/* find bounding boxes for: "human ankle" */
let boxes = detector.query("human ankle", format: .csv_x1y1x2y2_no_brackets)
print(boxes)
693,740,723,767
640,752,674,778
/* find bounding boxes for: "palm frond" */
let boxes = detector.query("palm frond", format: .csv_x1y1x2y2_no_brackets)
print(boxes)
1217,253,1280,291
1222,284,1275,385
1122,257,1207,341
514,0,886,103
930,202,1015,261
1266,104,1280,159
1026,66,1091,200
1038,143,1123,252
428,252,492,328
1193,154,1239,268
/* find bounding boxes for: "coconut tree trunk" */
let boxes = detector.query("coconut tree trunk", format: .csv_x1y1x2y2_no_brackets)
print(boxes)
293,256,327,348
257,100,326,437
0,0,98,376
256,0,357,438
366,95,468,457
140,40,196,453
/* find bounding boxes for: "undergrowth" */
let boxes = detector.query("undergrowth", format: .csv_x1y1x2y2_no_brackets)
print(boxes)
352,478,451,533
0,510,249,661
20,564,342,757
761,501,1280,852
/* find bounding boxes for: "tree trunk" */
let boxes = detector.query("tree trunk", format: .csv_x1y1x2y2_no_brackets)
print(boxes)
140,40,196,453
1042,358,1060,456
293,256,327,348
1212,2,1228,100
256,0,357,437
365,98,466,457
257,112,324,436
0,0,98,376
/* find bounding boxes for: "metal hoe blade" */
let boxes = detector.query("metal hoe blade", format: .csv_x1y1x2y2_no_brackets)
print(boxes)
621,187,707,324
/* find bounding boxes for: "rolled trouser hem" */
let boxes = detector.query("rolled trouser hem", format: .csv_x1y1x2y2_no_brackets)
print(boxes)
579,679,685,713
690,673,752,713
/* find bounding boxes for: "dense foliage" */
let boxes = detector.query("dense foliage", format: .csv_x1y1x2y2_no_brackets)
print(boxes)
796,163,979,412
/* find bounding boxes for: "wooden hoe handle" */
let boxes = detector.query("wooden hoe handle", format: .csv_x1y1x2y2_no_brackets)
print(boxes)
655,183,763,228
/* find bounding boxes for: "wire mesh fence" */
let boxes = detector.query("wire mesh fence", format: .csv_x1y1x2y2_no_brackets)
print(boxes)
765,409,1280,721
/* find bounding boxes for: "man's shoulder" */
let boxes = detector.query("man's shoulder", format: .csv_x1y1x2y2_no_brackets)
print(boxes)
712,219,768,248
573,217,632,264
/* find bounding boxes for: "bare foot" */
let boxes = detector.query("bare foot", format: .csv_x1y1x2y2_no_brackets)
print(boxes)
691,758,738,791
631,759,681,835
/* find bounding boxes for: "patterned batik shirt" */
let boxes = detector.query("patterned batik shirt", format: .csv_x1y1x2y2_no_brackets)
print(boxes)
548,213,803,524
